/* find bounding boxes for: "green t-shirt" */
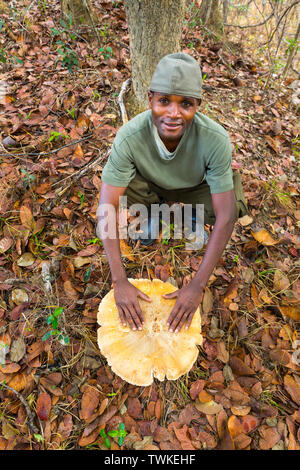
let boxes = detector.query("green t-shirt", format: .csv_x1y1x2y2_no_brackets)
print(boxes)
101,110,233,194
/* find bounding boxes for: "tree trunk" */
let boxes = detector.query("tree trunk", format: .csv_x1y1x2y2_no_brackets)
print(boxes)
199,0,223,32
61,0,97,27
124,0,187,112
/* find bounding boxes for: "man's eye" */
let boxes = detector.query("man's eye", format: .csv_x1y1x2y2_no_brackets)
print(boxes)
159,98,169,104
182,101,192,107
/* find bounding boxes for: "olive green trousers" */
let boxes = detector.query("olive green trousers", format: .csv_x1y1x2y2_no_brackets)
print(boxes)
124,171,248,225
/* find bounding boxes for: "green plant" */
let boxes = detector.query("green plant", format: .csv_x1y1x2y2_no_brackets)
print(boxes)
42,307,70,345
51,15,81,73
66,107,76,119
97,23,114,59
78,190,85,208
48,131,67,142
88,237,102,246
21,169,36,188
100,423,127,449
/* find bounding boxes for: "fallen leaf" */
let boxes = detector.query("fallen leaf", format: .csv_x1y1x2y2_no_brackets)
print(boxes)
0,237,13,253
20,205,34,229
284,375,300,405
279,305,300,321
36,392,51,421
259,425,280,450
198,390,213,403
194,399,223,415
119,239,134,261
190,379,205,399
11,289,29,305
241,415,260,434
273,270,290,292
231,405,251,416
251,229,280,246
17,252,35,267
228,415,243,439
80,385,100,421
63,280,79,300
229,356,255,376
239,215,253,226
173,424,196,450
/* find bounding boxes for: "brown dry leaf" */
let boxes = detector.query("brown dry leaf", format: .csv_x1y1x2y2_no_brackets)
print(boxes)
251,283,263,307
241,415,260,434
36,392,51,421
231,405,251,416
99,398,108,415
8,372,27,392
0,237,14,253
228,415,243,439
259,425,280,450
194,399,223,415
57,414,73,442
127,397,143,420
198,390,213,403
202,288,213,314
229,356,255,376
190,379,205,400
273,270,290,292
239,215,253,226
279,305,300,321
0,362,21,374
223,279,239,304
63,280,79,301
216,341,229,363
284,374,300,405
11,289,29,305
9,337,26,363
77,245,99,256
251,229,280,246
216,409,228,440
173,424,196,450
235,433,252,450
119,239,134,261
80,385,101,421
20,205,34,230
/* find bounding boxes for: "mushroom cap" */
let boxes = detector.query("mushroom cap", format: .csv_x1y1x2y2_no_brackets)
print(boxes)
97,278,202,386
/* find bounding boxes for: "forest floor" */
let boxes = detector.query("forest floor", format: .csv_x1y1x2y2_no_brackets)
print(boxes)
0,0,299,451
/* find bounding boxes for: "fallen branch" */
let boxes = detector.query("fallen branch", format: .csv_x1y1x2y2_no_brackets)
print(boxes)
224,11,274,28
1,382,39,435
117,78,131,124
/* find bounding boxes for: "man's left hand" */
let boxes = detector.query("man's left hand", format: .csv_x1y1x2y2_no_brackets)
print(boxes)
163,280,204,332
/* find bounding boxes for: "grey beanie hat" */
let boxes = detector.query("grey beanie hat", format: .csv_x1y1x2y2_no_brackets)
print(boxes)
149,53,202,100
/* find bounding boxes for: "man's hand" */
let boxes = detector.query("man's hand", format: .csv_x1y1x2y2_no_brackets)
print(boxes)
114,278,152,331
163,280,204,333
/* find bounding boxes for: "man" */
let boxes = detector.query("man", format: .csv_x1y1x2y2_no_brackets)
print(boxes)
96,53,247,334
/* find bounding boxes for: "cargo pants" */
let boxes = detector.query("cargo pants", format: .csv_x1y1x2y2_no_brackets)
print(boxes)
124,171,248,225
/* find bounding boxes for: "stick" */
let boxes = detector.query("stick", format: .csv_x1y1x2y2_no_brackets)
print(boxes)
117,78,131,124
1,383,39,435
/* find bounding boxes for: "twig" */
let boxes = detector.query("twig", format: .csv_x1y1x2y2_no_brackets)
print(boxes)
1,383,39,435
117,78,131,124
0,135,93,158
224,11,274,28
52,149,110,190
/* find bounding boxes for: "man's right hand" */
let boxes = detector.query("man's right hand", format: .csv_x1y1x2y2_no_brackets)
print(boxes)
113,278,152,330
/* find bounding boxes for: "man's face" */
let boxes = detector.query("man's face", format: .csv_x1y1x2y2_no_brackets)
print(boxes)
148,92,199,151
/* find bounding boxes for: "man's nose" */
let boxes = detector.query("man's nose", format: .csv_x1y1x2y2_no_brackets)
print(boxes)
167,103,181,119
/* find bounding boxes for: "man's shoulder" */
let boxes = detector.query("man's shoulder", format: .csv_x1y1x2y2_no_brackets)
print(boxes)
193,112,230,141
114,110,152,146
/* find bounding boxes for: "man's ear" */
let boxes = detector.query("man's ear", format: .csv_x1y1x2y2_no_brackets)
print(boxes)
148,90,153,108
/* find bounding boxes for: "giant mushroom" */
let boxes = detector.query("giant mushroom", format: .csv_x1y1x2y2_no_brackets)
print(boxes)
97,278,203,386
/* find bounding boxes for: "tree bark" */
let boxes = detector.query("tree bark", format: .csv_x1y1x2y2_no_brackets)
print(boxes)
199,0,223,31
124,0,186,112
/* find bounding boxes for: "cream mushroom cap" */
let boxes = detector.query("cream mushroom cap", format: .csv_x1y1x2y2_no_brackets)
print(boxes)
97,278,203,386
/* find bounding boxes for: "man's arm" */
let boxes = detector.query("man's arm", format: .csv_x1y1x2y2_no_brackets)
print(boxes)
96,182,151,331
164,189,236,332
